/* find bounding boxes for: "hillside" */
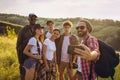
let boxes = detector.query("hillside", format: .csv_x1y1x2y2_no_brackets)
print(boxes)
0,20,23,35
0,13,120,50
0,13,120,27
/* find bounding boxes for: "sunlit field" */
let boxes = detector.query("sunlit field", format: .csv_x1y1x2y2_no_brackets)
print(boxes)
0,36,120,80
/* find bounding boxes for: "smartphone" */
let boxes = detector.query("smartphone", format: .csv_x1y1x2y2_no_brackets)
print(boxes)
67,45,85,55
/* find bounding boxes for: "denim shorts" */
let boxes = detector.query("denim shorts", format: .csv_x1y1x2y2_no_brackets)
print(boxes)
23,58,37,69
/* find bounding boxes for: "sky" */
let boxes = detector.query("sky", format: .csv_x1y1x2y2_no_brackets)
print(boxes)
0,0,120,20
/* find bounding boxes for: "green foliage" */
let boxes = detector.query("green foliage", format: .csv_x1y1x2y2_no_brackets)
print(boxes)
0,13,27,26
6,26,17,39
0,36,20,80
0,13,120,27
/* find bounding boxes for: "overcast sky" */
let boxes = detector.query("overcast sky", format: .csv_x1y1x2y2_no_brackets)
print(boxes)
0,0,120,20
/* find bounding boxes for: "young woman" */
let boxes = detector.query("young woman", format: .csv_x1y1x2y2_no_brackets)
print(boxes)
43,29,60,80
23,24,46,80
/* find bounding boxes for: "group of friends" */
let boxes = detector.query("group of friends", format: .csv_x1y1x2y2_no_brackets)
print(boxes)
16,13,100,80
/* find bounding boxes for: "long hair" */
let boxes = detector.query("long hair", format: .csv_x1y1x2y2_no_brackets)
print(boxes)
39,35,44,43
33,24,44,42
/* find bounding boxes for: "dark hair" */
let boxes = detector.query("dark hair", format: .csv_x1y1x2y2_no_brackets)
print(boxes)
33,24,43,36
53,29,60,33
29,13,37,18
46,20,54,25
33,24,43,30
32,24,44,42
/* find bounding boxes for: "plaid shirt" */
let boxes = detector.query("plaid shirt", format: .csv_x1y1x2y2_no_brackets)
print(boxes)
81,35,100,80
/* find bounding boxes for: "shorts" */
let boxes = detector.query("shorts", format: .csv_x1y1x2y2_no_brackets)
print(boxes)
23,58,37,69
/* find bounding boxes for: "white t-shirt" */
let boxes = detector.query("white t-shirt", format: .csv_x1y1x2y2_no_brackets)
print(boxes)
43,39,56,60
45,31,52,39
28,37,42,54
77,56,82,72
77,41,83,72
61,36,70,62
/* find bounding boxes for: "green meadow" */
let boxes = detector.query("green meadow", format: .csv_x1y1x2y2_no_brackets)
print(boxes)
0,33,120,80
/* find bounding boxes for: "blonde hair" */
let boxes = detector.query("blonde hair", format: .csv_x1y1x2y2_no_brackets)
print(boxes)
63,20,73,27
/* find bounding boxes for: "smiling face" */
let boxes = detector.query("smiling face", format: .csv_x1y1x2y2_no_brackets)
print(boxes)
76,22,88,37
53,30,60,39
51,29,60,40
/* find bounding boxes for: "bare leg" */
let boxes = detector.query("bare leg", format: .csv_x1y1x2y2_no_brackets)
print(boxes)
72,71,78,80
25,69,30,80
25,68,35,80
68,68,73,80
59,72,64,80
29,68,35,80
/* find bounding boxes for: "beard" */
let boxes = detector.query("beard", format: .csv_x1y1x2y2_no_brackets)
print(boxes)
77,30,87,37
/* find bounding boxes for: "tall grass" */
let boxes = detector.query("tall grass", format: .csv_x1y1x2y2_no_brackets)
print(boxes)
0,28,120,80
0,36,20,80
6,26,17,39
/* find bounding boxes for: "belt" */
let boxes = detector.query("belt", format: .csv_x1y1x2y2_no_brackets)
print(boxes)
33,54,38,55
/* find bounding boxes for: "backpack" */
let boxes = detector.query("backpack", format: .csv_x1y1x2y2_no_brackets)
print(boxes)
91,40,119,80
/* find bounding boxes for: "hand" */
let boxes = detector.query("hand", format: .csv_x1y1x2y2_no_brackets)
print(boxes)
36,55,42,60
74,44,92,60
72,60,76,64
39,59,43,64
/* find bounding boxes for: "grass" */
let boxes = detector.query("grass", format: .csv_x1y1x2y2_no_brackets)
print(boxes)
0,36,120,80
0,36,20,80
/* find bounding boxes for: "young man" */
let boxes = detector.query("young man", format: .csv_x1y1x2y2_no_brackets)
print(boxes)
16,13,38,80
56,20,78,80
45,20,55,39
74,20,100,80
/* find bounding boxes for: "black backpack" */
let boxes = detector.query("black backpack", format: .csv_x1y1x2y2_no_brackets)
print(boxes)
90,40,119,80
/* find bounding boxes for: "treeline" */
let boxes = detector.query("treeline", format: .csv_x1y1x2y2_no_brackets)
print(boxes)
0,13,120,27
0,13,120,50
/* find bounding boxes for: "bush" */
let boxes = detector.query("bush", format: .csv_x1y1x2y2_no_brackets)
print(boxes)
6,26,17,39
0,36,20,80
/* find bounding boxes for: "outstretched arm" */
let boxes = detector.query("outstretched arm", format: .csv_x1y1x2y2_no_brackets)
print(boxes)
74,44,99,61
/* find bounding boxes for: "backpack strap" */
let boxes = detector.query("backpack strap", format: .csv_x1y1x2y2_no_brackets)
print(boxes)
36,40,44,56
111,76,114,80
36,41,41,55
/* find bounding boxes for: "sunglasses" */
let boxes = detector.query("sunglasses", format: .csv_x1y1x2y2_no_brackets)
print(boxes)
76,26,85,30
